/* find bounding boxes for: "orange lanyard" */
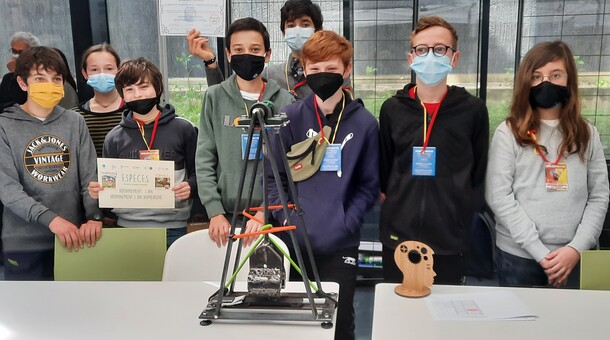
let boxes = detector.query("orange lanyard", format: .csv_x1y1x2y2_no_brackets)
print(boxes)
134,112,160,151
527,129,562,164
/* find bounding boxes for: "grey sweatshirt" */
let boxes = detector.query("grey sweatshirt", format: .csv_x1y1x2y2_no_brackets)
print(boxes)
0,104,99,252
486,121,609,262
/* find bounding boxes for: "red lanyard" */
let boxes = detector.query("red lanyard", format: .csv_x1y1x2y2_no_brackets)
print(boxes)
258,81,266,101
414,86,446,152
242,82,266,116
290,79,307,97
313,97,326,145
527,129,562,164
313,93,346,145
134,112,160,150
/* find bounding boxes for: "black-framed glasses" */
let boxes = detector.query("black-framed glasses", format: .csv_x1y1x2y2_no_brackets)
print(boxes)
411,44,455,57
9,48,23,55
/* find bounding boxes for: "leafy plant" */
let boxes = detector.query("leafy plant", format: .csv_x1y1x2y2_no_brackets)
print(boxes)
170,52,205,124
365,65,377,76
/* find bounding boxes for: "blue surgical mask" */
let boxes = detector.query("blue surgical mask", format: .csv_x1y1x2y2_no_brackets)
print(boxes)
86,73,116,93
410,53,453,86
284,26,315,53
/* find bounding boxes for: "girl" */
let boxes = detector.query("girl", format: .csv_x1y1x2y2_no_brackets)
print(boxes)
73,43,124,157
486,41,609,288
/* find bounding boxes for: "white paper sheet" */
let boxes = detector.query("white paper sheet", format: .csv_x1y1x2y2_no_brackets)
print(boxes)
158,0,225,36
425,290,538,321
97,158,175,209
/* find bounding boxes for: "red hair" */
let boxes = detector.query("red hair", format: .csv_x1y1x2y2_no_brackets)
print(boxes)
301,30,352,69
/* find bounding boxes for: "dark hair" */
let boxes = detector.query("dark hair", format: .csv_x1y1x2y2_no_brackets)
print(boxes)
81,43,121,71
411,16,459,49
280,0,323,33
51,47,77,91
15,46,67,83
226,17,270,52
507,40,589,160
114,57,163,97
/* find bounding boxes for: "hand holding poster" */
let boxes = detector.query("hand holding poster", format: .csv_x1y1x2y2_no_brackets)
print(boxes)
97,158,175,209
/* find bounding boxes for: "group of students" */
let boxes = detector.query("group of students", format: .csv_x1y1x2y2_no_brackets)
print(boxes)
0,1,608,340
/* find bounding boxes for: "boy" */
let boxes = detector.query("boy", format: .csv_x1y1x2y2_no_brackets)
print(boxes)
0,46,101,280
266,30,379,340
188,0,350,100
379,16,489,285
88,58,198,247
196,17,295,247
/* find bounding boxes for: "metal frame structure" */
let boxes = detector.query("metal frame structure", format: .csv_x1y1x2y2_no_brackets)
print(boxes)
198,103,337,327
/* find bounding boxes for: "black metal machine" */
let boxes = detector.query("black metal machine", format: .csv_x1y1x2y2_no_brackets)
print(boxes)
199,101,337,328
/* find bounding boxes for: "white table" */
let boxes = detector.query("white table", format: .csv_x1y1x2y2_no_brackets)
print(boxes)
372,283,610,340
0,281,338,340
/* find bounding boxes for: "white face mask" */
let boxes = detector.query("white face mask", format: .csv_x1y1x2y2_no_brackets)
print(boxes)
284,26,315,53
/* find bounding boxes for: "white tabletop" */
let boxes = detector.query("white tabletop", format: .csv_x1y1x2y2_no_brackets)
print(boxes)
0,281,338,340
372,283,610,340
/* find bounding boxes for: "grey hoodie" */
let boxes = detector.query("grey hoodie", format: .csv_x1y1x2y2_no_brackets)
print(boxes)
0,104,99,252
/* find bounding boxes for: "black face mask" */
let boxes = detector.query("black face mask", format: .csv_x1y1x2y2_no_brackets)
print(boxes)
125,97,160,114
230,54,266,80
306,72,344,101
529,81,569,109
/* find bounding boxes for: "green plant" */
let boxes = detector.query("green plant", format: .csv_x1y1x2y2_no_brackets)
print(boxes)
365,65,377,76
170,52,205,124
574,55,585,71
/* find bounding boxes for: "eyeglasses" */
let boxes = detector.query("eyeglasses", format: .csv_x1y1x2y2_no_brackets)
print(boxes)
9,48,24,55
411,44,456,57
532,71,567,85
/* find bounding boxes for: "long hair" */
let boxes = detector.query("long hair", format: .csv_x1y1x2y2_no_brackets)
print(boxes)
507,40,590,160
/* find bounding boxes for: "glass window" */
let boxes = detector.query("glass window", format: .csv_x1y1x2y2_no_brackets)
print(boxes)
521,0,610,155
0,1,75,79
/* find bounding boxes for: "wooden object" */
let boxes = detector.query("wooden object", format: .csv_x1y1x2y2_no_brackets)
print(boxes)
394,240,435,298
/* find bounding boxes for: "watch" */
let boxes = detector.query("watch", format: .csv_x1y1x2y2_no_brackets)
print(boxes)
87,212,103,222
204,55,216,67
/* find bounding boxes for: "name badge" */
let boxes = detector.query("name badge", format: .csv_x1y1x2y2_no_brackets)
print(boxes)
412,147,436,176
140,149,160,160
545,162,568,191
320,144,341,171
241,133,261,160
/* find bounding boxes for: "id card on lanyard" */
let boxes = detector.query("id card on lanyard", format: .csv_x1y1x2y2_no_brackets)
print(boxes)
135,112,161,160
412,87,445,177
241,82,266,160
527,129,568,191
315,93,346,172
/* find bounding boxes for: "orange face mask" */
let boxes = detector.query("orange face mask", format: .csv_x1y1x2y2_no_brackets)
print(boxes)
28,82,64,108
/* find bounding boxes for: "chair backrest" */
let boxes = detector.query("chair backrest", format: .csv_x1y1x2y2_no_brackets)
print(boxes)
54,228,166,281
580,250,610,290
162,228,291,282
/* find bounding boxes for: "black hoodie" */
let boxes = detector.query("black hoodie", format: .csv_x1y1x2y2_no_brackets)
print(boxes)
103,103,198,228
379,84,489,255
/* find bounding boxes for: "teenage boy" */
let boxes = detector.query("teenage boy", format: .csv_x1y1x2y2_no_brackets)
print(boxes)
187,0,350,100
87,57,198,247
379,16,489,285
196,18,295,247
266,30,379,340
0,46,101,280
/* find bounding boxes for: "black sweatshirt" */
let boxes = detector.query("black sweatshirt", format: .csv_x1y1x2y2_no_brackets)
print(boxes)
379,84,489,255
